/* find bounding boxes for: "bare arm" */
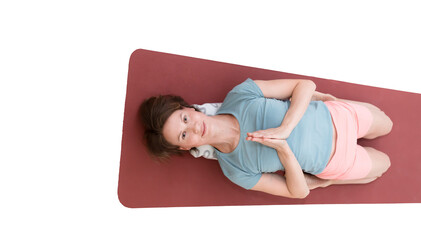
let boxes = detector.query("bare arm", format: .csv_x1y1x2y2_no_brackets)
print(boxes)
281,80,316,134
251,79,316,138
249,139,309,198
311,91,338,102
251,172,331,198
247,80,333,198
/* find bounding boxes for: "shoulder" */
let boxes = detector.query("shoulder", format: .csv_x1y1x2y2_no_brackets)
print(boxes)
216,154,261,190
229,171,262,190
229,78,264,97
218,78,264,114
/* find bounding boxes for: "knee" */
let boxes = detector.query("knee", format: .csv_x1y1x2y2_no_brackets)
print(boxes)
380,153,391,176
383,112,393,135
365,147,391,178
385,154,391,171
375,110,393,136
365,102,381,112
388,116,393,132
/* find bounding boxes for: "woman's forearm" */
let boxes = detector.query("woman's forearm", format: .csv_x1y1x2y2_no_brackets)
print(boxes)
276,145,309,198
311,91,324,101
280,81,316,134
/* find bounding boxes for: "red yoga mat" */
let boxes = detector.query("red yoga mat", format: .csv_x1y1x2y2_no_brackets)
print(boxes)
118,49,421,208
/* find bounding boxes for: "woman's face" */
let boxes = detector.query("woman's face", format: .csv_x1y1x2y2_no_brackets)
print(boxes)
162,107,209,150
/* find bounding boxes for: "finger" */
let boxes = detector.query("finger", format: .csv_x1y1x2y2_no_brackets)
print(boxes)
249,134,277,142
249,130,274,138
254,136,276,143
248,132,263,138
256,138,278,148
247,136,265,143
251,136,264,142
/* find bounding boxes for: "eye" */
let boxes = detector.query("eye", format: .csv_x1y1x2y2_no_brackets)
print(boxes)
182,131,186,140
183,116,188,123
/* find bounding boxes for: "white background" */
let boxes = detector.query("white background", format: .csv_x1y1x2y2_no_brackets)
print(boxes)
1,1,420,239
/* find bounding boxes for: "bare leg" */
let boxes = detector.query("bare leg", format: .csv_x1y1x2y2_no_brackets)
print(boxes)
330,177,377,185
310,99,392,188
322,146,391,186
304,173,331,190
335,98,393,139
305,174,376,189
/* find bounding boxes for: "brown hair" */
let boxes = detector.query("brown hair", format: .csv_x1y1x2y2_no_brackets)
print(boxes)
139,95,198,161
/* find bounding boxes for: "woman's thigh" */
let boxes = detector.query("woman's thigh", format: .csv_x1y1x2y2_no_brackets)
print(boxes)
362,146,391,179
337,99,393,139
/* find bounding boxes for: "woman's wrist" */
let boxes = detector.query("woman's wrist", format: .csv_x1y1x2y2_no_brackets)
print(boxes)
276,125,292,139
281,81,315,136
276,146,310,198
275,140,292,155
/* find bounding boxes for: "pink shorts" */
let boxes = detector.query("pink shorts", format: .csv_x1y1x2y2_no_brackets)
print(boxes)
316,101,374,180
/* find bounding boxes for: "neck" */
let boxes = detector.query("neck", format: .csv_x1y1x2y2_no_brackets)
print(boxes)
208,114,240,153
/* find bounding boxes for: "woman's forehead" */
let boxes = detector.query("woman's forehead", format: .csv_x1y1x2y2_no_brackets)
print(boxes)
162,109,183,143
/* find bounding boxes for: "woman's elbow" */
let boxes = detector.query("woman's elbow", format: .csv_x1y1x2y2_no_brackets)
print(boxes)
305,80,316,90
292,189,310,199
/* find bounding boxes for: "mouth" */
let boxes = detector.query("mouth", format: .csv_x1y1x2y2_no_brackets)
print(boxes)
202,122,206,137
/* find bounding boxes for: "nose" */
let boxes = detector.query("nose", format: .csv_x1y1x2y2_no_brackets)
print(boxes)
190,121,201,135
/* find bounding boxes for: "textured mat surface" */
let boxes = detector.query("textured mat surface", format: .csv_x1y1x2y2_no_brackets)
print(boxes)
118,49,421,208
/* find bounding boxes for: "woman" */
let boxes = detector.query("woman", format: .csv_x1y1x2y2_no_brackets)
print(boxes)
140,78,393,198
